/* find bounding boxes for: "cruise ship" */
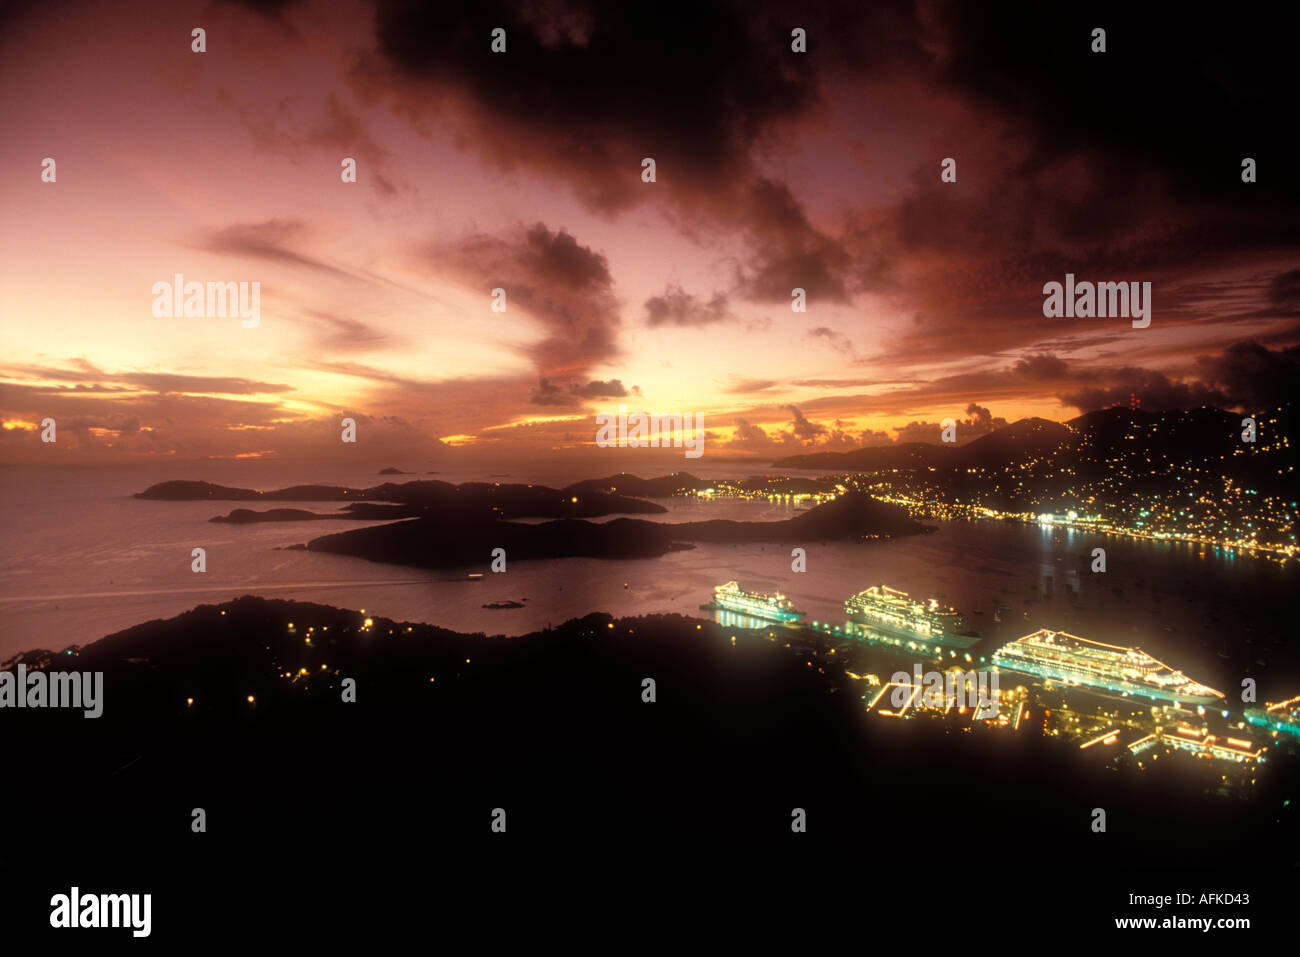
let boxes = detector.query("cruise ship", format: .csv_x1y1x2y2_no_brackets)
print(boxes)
992,629,1224,705
844,584,976,648
705,581,806,623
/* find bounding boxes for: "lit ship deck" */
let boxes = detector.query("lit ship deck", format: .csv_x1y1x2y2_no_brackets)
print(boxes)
844,584,976,649
705,581,805,623
991,629,1224,705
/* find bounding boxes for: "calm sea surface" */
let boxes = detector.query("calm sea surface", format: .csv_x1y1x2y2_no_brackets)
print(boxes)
1,462,1296,699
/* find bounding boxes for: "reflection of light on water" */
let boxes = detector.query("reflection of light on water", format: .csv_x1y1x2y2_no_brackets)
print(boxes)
713,608,778,631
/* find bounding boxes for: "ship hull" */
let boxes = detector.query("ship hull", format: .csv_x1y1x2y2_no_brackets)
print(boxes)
708,599,804,623
846,613,979,649
991,656,1222,705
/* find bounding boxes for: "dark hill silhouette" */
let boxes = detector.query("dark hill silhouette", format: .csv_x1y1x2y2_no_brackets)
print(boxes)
950,417,1075,468
775,405,1295,482
304,491,926,568
211,507,332,524
562,473,837,497
4,595,1293,944
772,441,957,471
137,478,666,520
562,473,710,497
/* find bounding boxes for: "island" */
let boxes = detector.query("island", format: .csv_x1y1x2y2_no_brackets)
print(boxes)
302,491,929,569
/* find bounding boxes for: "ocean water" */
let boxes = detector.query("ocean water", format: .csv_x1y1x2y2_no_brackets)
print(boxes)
0,459,806,654
1,461,1297,699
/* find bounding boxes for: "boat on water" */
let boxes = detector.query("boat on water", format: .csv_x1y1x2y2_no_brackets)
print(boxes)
991,629,1225,705
704,581,806,623
844,584,978,648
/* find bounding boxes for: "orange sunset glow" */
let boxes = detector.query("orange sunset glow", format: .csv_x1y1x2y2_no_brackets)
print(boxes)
1,0,1296,468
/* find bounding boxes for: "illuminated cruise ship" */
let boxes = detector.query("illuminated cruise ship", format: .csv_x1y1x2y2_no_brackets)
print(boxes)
706,581,806,623
844,584,976,648
992,629,1225,705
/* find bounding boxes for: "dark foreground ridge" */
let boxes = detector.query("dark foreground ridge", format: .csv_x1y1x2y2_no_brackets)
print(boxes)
303,490,929,568
3,595,1296,940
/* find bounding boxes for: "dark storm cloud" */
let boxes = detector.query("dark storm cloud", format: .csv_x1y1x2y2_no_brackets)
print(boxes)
517,224,611,288
733,179,852,304
805,352,1085,418
215,0,306,19
857,2,1300,362
366,0,822,204
786,404,826,440
527,376,636,404
856,428,895,447
933,1,1300,212
236,93,403,196
366,3,1297,250
361,0,1300,346
644,285,733,328
1058,340,1299,413
1195,341,1300,411
730,417,776,448
426,223,621,379
1264,269,1300,316
360,0,891,303
571,378,634,398
786,339,1296,423
528,377,580,407
1059,370,1226,414
891,403,1008,444
723,407,877,451
1011,354,1069,380
0,0,43,44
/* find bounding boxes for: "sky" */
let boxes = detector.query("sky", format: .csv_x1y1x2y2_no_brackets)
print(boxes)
1,0,1297,467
